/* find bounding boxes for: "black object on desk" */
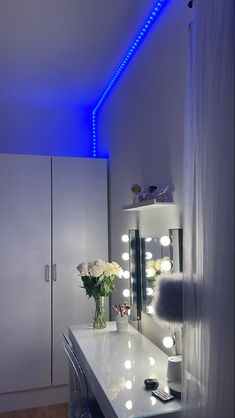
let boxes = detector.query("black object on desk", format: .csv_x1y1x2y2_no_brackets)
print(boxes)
152,388,174,402
144,378,159,390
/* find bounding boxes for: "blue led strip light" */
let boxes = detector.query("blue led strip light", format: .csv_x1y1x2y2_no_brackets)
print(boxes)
92,0,168,157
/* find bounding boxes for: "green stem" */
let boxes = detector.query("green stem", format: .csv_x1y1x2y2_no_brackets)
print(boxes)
93,296,106,329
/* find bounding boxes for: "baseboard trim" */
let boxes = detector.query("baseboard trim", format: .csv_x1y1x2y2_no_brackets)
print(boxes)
0,385,68,413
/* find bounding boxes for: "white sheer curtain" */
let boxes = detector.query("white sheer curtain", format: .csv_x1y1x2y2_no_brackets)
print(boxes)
183,1,234,417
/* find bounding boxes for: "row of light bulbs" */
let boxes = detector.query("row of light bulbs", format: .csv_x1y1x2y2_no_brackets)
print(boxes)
122,253,172,273
121,235,131,299
121,234,171,246
121,235,172,270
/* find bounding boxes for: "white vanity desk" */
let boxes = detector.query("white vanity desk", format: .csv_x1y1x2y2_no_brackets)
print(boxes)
69,322,181,418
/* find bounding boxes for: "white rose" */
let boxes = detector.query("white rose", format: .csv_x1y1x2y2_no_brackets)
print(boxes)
90,263,103,278
155,259,162,271
103,262,115,277
94,259,106,270
146,268,155,278
95,258,105,264
146,260,155,269
112,262,123,278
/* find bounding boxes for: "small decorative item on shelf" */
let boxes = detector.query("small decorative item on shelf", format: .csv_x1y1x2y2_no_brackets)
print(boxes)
145,185,158,201
77,259,123,329
112,301,131,332
130,183,173,204
146,184,171,202
155,185,171,202
131,183,141,204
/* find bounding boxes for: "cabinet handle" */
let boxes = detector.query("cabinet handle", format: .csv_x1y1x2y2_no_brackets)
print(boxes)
45,264,50,282
53,264,57,281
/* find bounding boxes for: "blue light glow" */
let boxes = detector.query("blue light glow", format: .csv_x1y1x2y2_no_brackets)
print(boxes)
92,0,168,157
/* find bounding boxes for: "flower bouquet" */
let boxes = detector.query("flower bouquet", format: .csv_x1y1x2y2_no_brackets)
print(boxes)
77,259,123,329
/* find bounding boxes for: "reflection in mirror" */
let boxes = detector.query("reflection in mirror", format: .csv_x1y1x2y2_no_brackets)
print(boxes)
141,229,183,317
128,229,182,322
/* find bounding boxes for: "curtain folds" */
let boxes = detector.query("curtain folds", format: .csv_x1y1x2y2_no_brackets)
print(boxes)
182,1,234,417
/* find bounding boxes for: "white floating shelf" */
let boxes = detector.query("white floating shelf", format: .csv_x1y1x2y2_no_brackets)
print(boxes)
122,199,175,211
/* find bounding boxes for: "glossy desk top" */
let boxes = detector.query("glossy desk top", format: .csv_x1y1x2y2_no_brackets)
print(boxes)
69,322,181,418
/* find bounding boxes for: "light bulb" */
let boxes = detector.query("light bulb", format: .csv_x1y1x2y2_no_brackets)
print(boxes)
121,234,129,243
146,305,154,315
145,237,152,242
161,260,172,272
163,336,175,348
123,289,130,298
145,252,153,260
146,287,154,296
122,252,129,261
160,235,171,246
123,270,130,279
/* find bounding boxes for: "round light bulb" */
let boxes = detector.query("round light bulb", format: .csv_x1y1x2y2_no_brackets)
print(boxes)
162,336,175,348
122,252,129,261
123,289,130,298
145,237,152,242
161,260,172,272
123,270,130,279
160,235,171,246
121,234,129,243
146,305,154,315
145,252,153,260
146,287,154,296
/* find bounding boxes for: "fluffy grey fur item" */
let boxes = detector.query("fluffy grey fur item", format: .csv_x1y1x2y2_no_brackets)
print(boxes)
152,273,183,329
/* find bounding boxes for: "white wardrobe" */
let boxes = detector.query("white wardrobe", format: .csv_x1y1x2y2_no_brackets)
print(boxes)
0,154,108,394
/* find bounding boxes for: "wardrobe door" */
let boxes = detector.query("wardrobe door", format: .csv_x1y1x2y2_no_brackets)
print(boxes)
0,154,51,393
52,157,108,385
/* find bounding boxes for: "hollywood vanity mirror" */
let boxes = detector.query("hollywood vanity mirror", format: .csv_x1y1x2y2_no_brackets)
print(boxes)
128,229,183,322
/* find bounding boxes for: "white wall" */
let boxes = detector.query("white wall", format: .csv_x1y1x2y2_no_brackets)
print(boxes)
0,0,161,158
0,105,92,157
0,0,191,354
100,0,191,352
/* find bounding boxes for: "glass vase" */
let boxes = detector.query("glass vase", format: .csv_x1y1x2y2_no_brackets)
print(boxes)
93,295,106,329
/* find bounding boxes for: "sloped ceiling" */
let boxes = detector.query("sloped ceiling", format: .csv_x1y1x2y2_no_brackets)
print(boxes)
0,0,157,107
